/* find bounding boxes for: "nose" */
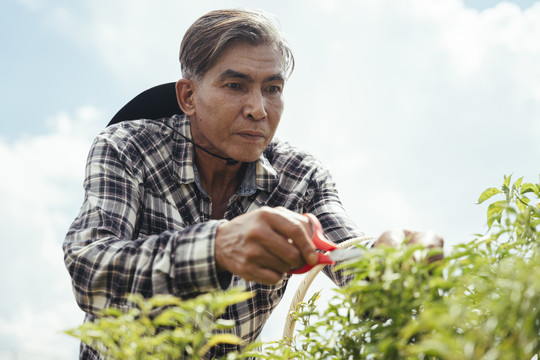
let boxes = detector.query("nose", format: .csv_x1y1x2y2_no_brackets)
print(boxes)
244,90,267,121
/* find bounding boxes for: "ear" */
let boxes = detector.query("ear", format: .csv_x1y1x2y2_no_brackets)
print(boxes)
175,79,197,116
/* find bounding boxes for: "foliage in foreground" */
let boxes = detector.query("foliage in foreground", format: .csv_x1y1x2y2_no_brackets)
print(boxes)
256,174,540,359
66,175,540,359
65,289,253,359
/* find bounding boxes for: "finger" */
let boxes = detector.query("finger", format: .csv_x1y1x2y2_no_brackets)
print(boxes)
223,240,290,284
410,231,445,262
272,207,315,239
238,213,305,271
261,208,318,265
217,226,293,272
407,230,444,248
218,239,291,282
245,240,296,274
246,216,307,269
241,264,286,285
373,229,406,247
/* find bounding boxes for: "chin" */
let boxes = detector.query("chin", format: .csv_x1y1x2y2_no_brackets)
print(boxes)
232,146,266,163
235,152,264,163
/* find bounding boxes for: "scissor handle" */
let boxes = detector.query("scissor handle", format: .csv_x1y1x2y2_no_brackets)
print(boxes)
289,213,338,274
290,253,334,274
304,213,338,252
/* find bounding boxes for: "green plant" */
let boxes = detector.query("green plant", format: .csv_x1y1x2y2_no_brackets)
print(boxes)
254,174,540,359
401,175,540,359
65,289,253,359
66,175,540,359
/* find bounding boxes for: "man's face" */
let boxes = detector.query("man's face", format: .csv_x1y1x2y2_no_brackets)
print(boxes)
188,41,285,163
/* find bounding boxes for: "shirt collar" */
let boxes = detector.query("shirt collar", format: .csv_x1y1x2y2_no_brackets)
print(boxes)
171,114,278,194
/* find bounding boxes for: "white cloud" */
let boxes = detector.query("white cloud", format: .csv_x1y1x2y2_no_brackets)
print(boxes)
0,106,104,358
0,304,82,359
15,0,45,11
281,0,540,242
26,0,199,87
268,0,540,336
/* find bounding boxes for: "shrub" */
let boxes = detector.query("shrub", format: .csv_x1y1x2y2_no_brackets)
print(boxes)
256,175,540,359
65,289,253,359
67,175,540,359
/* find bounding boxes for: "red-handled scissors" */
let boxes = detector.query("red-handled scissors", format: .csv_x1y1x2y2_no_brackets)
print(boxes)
289,213,365,274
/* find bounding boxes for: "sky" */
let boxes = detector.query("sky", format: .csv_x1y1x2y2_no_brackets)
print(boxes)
1,0,539,358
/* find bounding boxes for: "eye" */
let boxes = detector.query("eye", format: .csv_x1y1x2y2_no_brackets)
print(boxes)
266,85,283,93
226,83,242,90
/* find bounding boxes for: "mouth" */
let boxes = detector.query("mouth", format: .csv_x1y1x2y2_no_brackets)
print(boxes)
237,131,266,141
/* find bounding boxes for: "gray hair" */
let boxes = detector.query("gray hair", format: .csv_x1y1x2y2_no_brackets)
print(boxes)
179,9,295,79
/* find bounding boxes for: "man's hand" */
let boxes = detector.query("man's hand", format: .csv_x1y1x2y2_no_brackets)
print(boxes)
215,207,319,285
373,229,444,262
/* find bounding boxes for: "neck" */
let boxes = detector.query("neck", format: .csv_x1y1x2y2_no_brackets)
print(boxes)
195,149,244,192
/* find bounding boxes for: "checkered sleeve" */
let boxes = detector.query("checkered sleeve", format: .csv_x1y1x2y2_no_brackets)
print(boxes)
63,132,224,315
303,158,371,287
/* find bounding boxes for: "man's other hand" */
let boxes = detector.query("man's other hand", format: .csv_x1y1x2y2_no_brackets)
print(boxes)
373,229,444,262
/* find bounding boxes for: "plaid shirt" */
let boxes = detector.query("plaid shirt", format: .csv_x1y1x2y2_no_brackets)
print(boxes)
64,115,365,359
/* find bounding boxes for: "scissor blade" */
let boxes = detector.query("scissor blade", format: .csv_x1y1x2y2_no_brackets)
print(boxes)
329,248,365,262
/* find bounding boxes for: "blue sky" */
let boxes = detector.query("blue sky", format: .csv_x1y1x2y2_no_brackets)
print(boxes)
1,0,540,358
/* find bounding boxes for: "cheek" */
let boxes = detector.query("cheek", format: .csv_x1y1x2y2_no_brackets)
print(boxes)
269,99,284,127
200,118,226,142
267,95,284,116
205,94,240,121
195,101,230,132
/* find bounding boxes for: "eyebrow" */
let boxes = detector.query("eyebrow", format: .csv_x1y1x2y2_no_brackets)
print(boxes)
219,69,285,83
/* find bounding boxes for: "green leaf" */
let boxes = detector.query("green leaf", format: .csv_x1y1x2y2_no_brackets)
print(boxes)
487,200,507,227
517,199,527,213
225,291,255,305
477,187,502,204
504,174,512,187
148,294,184,308
514,177,523,189
198,334,243,357
100,308,124,317
516,196,530,213
521,183,539,196
502,175,512,197
214,318,236,329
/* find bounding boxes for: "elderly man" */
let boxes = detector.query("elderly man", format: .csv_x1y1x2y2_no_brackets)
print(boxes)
63,8,443,359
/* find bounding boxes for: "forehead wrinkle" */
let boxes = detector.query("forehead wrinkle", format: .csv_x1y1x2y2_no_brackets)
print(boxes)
220,69,253,82
219,69,285,84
